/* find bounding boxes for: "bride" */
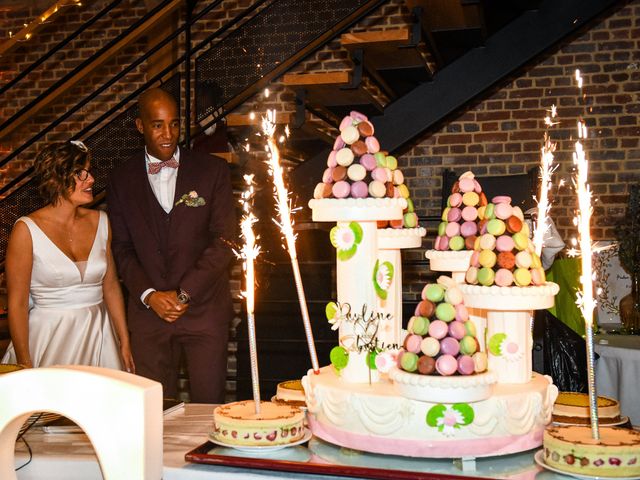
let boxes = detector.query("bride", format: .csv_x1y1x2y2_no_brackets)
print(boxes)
2,141,134,372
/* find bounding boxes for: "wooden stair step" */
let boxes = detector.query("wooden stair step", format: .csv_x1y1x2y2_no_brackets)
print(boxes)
283,71,383,120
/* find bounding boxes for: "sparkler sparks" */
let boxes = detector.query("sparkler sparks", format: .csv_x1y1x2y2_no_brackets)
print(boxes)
262,109,320,373
533,103,558,257
235,174,262,413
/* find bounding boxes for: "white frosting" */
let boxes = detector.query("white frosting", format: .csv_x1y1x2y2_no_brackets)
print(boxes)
390,367,497,403
377,227,426,249
309,198,407,222
458,283,560,310
425,249,473,274
303,366,558,457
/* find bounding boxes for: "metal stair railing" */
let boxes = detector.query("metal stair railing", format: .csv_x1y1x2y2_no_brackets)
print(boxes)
0,0,125,96
0,0,389,266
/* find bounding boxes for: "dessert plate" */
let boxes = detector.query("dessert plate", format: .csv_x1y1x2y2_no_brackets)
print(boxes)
534,449,638,480
553,416,630,428
209,428,311,453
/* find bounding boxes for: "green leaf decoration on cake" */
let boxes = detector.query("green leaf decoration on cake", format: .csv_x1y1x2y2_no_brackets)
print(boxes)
325,301,343,330
426,404,447,427
366,350,378,370
372,260,394,300
330,346,349,371
330,222,363,261
426,403,475,436
488,333,507,356
452,403,475,425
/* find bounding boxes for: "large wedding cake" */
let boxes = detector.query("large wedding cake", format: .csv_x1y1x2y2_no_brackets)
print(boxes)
303,114,559,458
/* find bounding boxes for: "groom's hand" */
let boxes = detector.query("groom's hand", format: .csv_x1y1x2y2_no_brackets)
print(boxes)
146,291,189,322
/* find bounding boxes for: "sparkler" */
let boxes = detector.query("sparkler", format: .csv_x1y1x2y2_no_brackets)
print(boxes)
533,105,558,257
262,109,320,373
572,69,599,440
235,174,262,413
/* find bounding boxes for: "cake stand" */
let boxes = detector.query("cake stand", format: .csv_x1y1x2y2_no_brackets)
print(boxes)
309,197,406,384
459,283,559,384
377,227,426,348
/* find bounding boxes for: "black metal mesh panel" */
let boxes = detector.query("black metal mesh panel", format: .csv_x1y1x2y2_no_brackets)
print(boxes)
0,76,181,262
195,0,371,122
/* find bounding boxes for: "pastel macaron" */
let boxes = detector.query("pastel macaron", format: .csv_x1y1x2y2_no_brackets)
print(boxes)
332,181,350,198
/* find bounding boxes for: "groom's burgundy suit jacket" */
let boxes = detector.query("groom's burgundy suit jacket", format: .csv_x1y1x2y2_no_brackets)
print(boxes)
107,149,235,337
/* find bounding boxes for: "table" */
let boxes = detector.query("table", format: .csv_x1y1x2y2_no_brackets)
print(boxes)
594,334,640,426
12,404,578,480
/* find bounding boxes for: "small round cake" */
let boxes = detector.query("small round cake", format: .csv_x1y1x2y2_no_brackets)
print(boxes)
543,425,640,477
274,379,306,408
553,392,621,425
212,400,305,446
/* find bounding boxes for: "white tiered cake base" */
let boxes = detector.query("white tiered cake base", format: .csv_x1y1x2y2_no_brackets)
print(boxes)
303,366,558,458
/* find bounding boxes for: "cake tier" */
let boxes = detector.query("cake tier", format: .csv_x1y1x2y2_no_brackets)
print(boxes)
303,366,558,458
275,379,307,408
378,227,426,249
458,283,559,310
212,400,305,446
309,198,406,222
425,249,473,274
543,426,640,477
553,392,621,425
389,367,497,403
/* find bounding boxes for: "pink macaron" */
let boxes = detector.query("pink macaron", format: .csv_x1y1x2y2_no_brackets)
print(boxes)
333,136,345,151
327,150,337,167
460,221,478,237
445,222,461,238
448,192,463,207
494,202,513,220
365,136,380,154
470,249,480,267
435,354,458,376
492,196,512,204
350,180,368,198
473,179,482,193
495,235,515,252
332,181,351,198
322,168,334,184
461,206,478,222
360,153,376,171
457,355,475,375
455,303,469,322
494,268,514,287
339,115,353,131
350,110,368,122
459,177,475,193
371,167,388,183
447,208,462,223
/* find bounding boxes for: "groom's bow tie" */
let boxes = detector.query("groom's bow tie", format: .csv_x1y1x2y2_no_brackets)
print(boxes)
148,158,179,174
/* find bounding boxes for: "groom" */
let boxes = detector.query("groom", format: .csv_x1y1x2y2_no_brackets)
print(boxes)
107,88,235,403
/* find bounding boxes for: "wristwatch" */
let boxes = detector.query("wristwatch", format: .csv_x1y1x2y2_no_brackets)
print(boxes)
176,288,191,305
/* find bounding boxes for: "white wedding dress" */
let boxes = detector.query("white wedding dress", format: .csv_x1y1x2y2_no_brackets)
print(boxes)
2,211,123,369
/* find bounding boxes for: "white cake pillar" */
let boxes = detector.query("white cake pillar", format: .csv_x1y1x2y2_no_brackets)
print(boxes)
485,310,533,383
377,228,426,349
459,283,559,384
336,220,380,383
309,198,406,384
425,250,487,352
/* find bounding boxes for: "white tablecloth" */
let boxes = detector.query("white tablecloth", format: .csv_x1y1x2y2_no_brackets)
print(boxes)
15,404,344,480
594,335,640,426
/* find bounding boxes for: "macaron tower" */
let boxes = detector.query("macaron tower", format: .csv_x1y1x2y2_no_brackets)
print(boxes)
309,111,410,384
464,195,545,288
459,195,559,383
389,276,495,403
425,171,486,283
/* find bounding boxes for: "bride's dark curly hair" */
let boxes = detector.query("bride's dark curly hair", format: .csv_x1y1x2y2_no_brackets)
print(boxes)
34,141,91,205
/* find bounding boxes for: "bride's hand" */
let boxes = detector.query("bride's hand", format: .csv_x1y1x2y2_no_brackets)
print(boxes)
120,344,135,374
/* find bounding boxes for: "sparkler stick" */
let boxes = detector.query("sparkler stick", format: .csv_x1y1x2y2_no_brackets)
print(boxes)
533,105,558,257
572,69,599,440
262,109,320,373
236,174,262,413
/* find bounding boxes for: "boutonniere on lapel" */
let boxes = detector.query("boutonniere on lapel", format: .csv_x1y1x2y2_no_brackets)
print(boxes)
175,190,206,207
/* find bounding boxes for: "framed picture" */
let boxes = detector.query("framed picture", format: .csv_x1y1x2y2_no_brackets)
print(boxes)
594,241,631,325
